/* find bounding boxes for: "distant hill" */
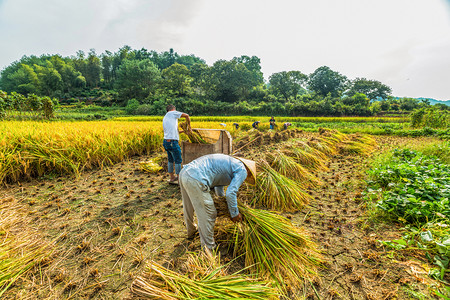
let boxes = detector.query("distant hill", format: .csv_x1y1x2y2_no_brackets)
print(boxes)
418,98,450,106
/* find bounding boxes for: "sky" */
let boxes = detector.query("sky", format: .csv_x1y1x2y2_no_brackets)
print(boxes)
1,0,450,100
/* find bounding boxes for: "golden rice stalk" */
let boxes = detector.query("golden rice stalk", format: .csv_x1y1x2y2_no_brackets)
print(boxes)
307,137,337,156
218,205,322,294
252,160,311,211
131,251,278,299
140,158,163,173
338,134,377,156
180,122,208,144
318,127,346,142
285,148,329,172
295,141,329,161
266,150,322,187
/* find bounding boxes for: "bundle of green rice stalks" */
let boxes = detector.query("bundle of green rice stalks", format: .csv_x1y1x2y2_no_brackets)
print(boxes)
338,134,377,156
266,150,322,187
0,198,54,297
131,251,279,299
218,205,322,294
252,160,311,211
180,122,208,144
285,147,329,172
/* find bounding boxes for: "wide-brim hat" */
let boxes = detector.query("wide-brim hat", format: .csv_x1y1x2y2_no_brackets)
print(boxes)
233,156,257,185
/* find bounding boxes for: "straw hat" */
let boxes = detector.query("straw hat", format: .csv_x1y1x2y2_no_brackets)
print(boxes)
232,156,256,185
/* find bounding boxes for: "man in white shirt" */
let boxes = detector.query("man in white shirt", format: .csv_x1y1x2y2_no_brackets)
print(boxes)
162,104,191,184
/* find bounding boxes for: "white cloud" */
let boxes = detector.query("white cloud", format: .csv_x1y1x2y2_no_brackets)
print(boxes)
1,0,449,99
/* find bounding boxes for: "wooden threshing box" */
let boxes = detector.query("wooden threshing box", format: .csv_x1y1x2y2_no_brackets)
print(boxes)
182,129,233,164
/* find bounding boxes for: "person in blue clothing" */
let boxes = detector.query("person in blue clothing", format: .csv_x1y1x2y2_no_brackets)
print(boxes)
162,104,191,184
269,116,276,130
252,121,260,129
179,154,256,250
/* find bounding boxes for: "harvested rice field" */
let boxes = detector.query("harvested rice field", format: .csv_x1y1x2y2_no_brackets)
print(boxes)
1,126,448,299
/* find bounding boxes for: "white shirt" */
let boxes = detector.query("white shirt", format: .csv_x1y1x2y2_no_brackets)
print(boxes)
163,110,183,140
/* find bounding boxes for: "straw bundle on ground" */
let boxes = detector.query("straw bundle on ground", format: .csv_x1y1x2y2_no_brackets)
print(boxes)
131,251,278,299
295,140,329,161
285,147,329,172
318,127,346,142
338,134,377,156
180,122,208,144
307,138,336,156
218,205,322,293
0,198,54,297
266,150,322,187
252,161,311,211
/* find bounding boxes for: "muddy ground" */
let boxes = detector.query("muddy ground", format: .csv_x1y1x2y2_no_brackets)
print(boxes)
0,132,444,299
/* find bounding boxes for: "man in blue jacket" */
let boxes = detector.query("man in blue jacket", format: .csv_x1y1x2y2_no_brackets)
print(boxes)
179,154,256,250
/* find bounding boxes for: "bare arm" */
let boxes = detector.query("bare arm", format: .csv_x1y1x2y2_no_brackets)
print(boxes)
181,113,191,133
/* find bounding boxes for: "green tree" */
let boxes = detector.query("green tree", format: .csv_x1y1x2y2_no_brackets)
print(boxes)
269,71,307,101
101,50,113,86
114,59,161,102
347,77,392,100
208,59,260,102
34,62,63,96
161,63,193,97
308,66,348,97
7,64,39,95
85,49,101,87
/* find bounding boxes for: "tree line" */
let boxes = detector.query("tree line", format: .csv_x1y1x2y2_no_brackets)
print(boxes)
0,46,435,116
0,91,57,119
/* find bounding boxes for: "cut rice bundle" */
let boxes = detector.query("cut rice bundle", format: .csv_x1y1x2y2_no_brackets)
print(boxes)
338,134,377,156
307,138,336,156
218,205,322,293
253,161,311,211
131,251,279,299
266,150,322,187
285,147,329,172
180,122,208,144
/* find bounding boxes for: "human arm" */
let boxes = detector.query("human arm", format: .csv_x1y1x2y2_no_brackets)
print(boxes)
181,113,191,133
225,168,247,218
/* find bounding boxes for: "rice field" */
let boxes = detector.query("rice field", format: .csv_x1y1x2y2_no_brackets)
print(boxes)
0,118,447,299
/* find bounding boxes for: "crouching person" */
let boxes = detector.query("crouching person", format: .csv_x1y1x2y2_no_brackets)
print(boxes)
179,154,256,250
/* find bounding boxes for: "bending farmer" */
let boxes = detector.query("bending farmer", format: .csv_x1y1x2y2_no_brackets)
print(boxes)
179,154,256,250
162,104,191,184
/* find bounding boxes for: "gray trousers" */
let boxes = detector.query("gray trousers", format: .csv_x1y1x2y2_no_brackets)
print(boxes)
179,169,217,250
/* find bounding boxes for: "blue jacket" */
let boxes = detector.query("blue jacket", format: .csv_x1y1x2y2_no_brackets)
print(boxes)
182,154,247,217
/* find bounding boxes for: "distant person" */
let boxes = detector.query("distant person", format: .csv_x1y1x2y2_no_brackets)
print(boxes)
162,104,191,184
269,116,276,130
252,121,260,129
283,122,292,130
233,123,240,130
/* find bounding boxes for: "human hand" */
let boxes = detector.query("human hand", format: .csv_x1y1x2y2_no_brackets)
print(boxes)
231,213,242,223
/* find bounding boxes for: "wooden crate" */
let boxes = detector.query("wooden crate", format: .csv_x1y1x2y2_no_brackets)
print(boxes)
182,129,232,164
